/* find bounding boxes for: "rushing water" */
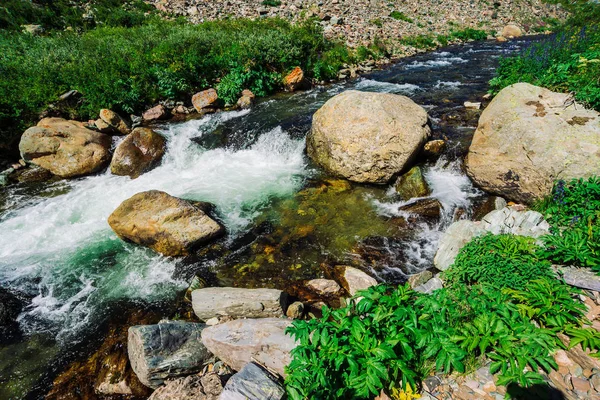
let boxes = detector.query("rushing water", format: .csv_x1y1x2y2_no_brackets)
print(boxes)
0,37,536,398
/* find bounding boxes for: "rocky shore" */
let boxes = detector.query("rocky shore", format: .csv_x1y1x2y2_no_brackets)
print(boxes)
149,0,565,53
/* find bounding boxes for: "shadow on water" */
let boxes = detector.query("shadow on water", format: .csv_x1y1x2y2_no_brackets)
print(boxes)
506,383,566,400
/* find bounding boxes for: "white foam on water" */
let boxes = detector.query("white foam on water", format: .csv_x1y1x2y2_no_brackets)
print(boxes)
434,80,462,89
355,79,421,94
0,109,308,340
372,159,480,276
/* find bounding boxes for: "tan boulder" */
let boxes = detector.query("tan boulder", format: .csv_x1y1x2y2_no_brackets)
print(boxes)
142,104,168,122
307,90,430,184
236,89,255,109
110,128,166,178
283,67,305,92
19,118,111,178
192,89,219,112
502,24,522,38
99,109,130,135
108,190,224,256
465,83,600,203
334,265,378,296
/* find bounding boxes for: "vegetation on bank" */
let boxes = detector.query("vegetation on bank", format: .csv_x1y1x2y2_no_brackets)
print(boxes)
399,28,489,49
0,18,386,149
285,177,600,399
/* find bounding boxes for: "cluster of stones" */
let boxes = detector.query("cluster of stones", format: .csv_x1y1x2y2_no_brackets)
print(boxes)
148,0,565,54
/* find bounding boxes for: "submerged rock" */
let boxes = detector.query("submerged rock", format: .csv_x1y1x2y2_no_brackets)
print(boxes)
465,83,600,203
395,166,430,201
220,362,285,400
108,190,224,256
434,207,550,271
15,165,53,183
0,288,23,339
399,198,442,219
201,318,295,377
99,109,131,135
334,265,378,296
191,287,287,321
423,140,446,158
110,127,166,178
19,118,111,178
128,320,211,389
307,90,430,184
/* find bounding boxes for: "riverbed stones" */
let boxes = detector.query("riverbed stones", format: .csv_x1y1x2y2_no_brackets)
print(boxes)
191,287,287,321
110,127,166,178
220,362,285,400
19,118,112,178
128,320,211,389
99,109,131,135
555,266,600,292
236,89,255,109
334,265,378,296
423,140,446,158
307,90,431,184
465,83,600,203
192,89,219,112
201,318,295,377
395,166,430,200
108,190,224,256
434,207,549,271
400,198,442,219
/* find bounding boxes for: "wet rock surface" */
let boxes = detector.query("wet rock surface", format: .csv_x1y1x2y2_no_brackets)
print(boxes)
128,320,211,389
148,372,223,400
110,127,166,178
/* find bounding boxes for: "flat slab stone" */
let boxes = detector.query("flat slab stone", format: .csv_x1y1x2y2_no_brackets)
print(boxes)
556,265,600,292
191,287,286,321
219,362,285,400
201,318,296,377
128,320,211,389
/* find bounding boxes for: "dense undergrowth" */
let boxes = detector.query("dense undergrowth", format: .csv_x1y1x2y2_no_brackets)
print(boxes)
0,18,384,150
285,177,600,399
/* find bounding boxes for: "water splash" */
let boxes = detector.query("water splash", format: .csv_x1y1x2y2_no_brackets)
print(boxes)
0,110,308,340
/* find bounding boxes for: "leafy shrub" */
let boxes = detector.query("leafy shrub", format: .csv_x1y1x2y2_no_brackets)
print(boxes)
390,11,413,23
490,25,600,112
370,18,383,28
262,0,282,6
0,18,353,148
285,277,581,398
449,28,488,41
444,233,554,289
399,35,437,49
535,178,600,270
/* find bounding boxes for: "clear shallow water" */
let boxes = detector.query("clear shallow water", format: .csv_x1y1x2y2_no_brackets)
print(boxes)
0,37,538,398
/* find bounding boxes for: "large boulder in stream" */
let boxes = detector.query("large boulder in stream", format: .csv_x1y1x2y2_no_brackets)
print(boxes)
307,90,431,184
201,318,296,377
19,118,112,178
108,190,224,256
128,320,211,389
191,287,287,321
110,127,166,178
465,83,600,203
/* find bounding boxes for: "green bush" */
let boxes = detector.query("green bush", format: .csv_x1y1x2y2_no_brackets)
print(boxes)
444,233,554,289
0,0,158,32
490,25,600,112
534,177,600,270
449,28,488,41
262,0,282,6
0,18,351,148
389,11,413,23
